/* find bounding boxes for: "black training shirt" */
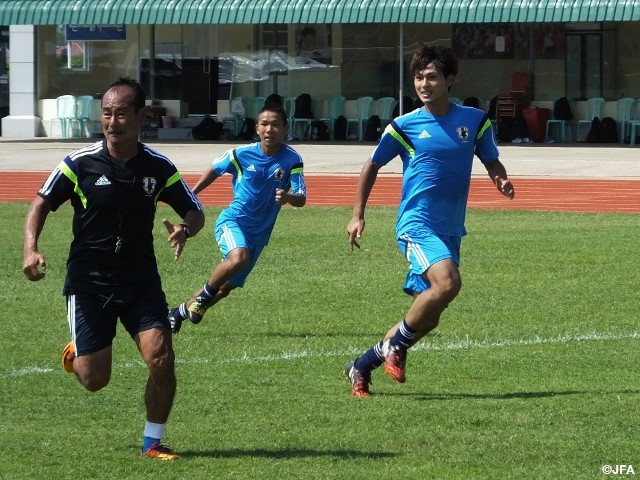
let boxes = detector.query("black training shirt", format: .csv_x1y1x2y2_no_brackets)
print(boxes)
38,140,202,294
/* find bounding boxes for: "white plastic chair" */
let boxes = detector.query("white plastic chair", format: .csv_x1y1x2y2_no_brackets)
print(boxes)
629,99,640,147
615,97,635,143
283,96,296,126
291,95,315,139
245,96,266,122
73,95,94,137
576,97,604,141
374,97,396,130
318,95,345,139
545,98,573,143
49,95,77,138
345,96,373,141
221,96,246,137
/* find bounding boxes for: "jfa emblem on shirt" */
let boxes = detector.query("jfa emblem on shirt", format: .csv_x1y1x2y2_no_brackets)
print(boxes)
274,168,285,180
142,176,157,195
457,126,470,142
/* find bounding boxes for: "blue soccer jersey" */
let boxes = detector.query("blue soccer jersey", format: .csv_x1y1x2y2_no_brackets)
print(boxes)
212,142,306,245
371,104,499,237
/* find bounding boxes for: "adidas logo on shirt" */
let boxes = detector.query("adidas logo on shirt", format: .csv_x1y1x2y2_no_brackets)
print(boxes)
247,164,256,172
95,175,111,186
419,130,432,139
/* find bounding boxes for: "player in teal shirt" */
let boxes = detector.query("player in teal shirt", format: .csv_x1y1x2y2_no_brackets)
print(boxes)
169,104,306,332
374,103,499,238
345,44,515,397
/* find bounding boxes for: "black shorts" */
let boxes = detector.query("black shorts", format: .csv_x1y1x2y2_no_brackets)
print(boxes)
66,287,169,356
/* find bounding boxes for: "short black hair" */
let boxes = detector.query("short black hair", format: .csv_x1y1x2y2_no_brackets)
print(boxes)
259,103,288,125
104,77,146,112
409,44,458,80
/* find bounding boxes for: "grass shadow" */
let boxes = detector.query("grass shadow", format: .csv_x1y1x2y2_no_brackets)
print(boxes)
174,447,397,460
377,388,640,401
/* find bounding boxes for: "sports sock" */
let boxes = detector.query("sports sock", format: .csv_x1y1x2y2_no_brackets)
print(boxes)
198,283,218,303
389,319,416,349
169,304,188,321
354,340,384,374
142,421,166,452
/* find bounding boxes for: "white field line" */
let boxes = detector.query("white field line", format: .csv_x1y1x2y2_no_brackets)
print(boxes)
2,330,639,380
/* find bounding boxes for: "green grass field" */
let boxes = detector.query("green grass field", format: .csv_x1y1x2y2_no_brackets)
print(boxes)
1,202,639,479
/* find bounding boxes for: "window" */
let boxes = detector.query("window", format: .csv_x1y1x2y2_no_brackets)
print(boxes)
56,25,89,71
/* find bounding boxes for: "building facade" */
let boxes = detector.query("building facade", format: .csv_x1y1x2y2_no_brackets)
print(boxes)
1,1,639,138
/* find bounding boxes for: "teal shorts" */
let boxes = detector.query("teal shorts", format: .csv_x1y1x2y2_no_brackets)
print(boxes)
215,219,265,288
397,230,461,296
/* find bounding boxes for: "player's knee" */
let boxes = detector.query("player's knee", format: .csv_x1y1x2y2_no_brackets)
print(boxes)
227,247,250,268
73,355,111,391
446,276,462,298
146,348,175,373
78,371,110,392
433,272,461,301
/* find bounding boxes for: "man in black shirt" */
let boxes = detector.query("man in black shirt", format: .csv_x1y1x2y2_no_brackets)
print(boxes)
22,77,204,460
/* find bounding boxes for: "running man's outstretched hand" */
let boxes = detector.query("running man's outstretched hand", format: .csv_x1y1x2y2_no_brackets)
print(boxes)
162,218,186,261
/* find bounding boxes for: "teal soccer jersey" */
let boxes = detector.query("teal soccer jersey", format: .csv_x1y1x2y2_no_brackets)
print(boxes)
371,104,498,237
212,142,306,245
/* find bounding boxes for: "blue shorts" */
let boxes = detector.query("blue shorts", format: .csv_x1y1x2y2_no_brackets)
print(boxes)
215,219,265,288
397,230,461,296
67,286,169,356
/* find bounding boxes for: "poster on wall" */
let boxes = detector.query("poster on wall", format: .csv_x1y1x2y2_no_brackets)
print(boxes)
453,23,564,60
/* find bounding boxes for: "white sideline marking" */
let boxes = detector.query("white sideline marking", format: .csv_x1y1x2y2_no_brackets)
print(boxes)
2,366,54,378
2,330,639,379
204,330,640,365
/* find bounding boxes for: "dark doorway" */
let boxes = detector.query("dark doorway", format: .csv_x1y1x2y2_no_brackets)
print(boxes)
139,57,219,116
566,32,602,100
181,58,218,115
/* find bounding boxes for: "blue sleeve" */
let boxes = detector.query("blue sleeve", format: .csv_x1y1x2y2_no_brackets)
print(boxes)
212,149,235,177
475,115,500,163
371,121,408,167
289,168,306,197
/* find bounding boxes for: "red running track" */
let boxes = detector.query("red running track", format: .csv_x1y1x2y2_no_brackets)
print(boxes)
1,171,638,213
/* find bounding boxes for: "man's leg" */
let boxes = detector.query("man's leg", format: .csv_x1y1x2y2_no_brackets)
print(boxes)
169,247,249,331
63,293,114,391
71,347,113,391
136,327,179,460
187,247,249,321
137,327,175,423
384,259,461,382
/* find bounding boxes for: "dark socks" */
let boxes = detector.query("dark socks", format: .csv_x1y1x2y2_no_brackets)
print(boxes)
170,283,219,322
199,283,218,303
354,340,385,374
353,320,416,374
169,303,189,321
389,319,416,349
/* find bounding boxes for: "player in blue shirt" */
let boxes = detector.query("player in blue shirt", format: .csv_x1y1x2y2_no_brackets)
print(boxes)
169,103,306,333
345,44,515,397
